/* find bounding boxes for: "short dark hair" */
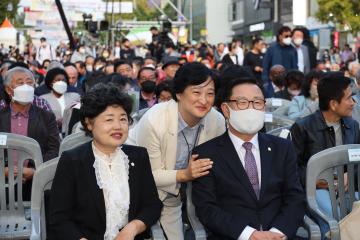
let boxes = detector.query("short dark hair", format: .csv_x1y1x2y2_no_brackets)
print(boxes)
114,59,132,71
137,67,156,79
173,62,216,101
302,70,324,98
252,37,263,47
291,27,305,37
44,67,69,90
75,61,85,68
122,38,130,44
63,62,77,69
277,26,292,41
318,72,352,111
284,70,304,88
40,37,46,42
155,81,173,98
221,77,264,104
80,82,133,136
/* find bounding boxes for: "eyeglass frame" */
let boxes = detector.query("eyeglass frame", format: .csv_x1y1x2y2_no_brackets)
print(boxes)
226,97,266,110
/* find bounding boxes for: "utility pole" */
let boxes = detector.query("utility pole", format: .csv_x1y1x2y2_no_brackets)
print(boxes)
177,0,182,20
189,0,193,41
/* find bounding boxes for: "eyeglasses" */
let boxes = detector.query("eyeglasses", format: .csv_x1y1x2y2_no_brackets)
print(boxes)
227,98,266,110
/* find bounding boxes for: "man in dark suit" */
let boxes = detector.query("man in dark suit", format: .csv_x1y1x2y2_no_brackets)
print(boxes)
0,66,60,199
192,77,305,240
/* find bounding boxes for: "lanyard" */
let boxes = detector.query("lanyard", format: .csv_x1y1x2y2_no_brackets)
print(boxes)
181,125,202,162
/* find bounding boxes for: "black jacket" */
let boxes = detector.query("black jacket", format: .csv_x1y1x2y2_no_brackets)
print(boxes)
192,132,305,240
290,110,360,186
0,105,60,162
49,142,163,240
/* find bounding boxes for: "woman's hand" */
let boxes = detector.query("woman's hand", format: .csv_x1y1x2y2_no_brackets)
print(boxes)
115,220,146,240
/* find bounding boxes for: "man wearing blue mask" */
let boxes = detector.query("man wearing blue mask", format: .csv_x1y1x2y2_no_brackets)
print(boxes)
192,77,305,240
0,67,60,200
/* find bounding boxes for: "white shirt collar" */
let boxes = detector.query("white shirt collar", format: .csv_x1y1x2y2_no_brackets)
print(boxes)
228,130,259,151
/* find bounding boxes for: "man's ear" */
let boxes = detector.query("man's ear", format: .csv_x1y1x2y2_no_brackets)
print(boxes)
221,103,230,120
329,99,338,112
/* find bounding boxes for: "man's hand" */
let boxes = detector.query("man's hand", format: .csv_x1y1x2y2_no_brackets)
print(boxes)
176,154,213,182
250,231,285,240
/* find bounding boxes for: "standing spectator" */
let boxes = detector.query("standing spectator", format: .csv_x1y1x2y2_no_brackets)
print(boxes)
341,44,355,65
36,37,56,65
302,27,318,70
114,60,138,90
163,42,180,60
70,44,87,63
75,61,87,86
180,43,196,63
120,38,135,61
222,42,239,65
155,81,173,103
292,27,311,74
243,37,266,85
214,43,226,62
0,67,60,199
85,56,95,72
128,62,225,239
113,40,122,59
233,39,244,66
261,26,298,86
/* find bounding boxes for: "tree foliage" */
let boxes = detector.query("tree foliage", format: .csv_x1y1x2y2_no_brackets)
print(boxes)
0,0,20,25
316,0,360,35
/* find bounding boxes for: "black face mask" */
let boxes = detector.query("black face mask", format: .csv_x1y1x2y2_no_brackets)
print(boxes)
271,73,284,87
141,80,156,93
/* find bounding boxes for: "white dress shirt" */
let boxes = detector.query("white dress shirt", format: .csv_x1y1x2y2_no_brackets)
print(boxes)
296,47,304,72
228,131,286,240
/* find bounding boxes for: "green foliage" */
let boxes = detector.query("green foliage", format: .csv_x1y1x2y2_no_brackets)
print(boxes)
316,0,360,35
0,0,20,25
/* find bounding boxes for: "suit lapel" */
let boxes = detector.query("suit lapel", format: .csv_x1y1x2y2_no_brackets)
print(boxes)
218,133,258,200
0,107,11,132
28,105,40,138
81,142,106,225
122,146,135,220
258,133,273,200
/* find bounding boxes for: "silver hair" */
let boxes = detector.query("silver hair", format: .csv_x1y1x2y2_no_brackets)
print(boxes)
3,67,35,86
356,68,360,83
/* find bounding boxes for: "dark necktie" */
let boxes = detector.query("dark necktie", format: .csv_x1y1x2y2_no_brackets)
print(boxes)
243,142,260,199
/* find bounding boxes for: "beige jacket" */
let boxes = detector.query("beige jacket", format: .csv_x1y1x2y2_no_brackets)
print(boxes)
128,100,226,201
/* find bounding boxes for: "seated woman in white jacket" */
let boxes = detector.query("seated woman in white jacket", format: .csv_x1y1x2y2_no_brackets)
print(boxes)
287,70,324,120
40,67,80,130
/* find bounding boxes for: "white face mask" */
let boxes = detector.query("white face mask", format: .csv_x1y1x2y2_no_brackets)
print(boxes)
52,81,67,95
86,65,93,72
79,48,86,54
288,89,301,96
282,37,292,46
12,84,34,105
227,106,265,135
293,38,303,46
261,48,267,54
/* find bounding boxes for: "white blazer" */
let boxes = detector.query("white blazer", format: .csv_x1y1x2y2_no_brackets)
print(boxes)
128,100,226,200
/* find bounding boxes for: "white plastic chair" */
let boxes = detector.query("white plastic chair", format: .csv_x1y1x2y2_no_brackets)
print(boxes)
0,132,43,239
307,144,360,240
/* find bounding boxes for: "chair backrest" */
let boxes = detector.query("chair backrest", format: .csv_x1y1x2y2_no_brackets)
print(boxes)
265,98,291,112
266,126,291,139
307,144,360,222
59,131,92,156
0,132,43,218
30,157,59,240
264,113,295,132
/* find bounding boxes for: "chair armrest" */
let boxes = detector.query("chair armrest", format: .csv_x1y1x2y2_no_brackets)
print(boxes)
30,209,41,240
302,214,321,240
307,198,340,240
151,221,165,240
